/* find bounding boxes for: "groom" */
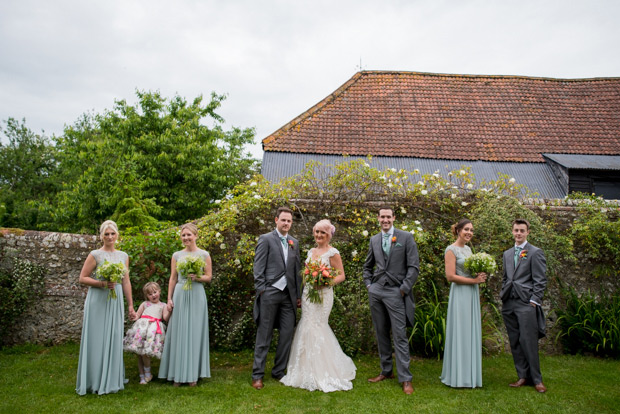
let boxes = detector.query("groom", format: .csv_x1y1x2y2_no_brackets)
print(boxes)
500,218,547,393
251,207,301,390
363,205,419,395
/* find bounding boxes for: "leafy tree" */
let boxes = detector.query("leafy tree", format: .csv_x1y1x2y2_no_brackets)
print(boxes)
45,91,258,233
0,118,58,229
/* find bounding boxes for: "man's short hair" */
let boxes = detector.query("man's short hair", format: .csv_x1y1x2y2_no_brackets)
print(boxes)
512,218,530,230
276,206,293,218
378,205,395,216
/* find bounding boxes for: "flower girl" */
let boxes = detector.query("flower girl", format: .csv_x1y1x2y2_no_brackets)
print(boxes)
123,282,170,384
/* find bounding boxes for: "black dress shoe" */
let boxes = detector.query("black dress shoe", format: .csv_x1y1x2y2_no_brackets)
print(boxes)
271,373,284,380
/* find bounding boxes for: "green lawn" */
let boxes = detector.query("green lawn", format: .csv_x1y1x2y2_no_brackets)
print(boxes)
1,343,619,414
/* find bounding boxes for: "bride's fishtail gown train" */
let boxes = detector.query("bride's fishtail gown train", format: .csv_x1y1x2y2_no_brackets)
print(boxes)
280,247,356,392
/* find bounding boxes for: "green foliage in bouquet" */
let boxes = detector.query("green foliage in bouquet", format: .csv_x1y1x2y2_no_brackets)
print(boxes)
176,255,206,290
464,252,497,275
97,260,126,300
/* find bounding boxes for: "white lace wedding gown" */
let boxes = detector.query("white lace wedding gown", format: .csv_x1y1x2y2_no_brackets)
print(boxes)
280,247,357,392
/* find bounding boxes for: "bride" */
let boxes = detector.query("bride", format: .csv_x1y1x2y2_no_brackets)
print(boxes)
280,219,357,392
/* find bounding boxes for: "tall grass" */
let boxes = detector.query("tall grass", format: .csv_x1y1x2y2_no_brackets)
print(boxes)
556,288,620,358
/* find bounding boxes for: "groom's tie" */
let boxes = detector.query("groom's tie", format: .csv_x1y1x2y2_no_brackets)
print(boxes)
514,246,522,267
382,233,390,255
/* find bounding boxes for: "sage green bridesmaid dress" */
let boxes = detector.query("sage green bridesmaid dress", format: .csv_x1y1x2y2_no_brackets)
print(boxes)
76,249,128,395
440,244,483,388
158,249,211,383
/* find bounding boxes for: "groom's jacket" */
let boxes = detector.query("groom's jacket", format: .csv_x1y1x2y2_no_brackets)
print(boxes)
363,228,420,326
500,242,547,305
252,230,301,324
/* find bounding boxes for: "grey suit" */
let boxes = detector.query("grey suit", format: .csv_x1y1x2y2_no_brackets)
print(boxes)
363,228,419,382
252,230,301,380
501,242,547,384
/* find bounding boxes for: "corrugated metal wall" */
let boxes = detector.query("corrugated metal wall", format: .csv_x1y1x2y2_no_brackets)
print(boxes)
261,152,565,198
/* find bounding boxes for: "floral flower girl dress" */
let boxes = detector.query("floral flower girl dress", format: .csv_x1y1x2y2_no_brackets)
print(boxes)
123,301,167,358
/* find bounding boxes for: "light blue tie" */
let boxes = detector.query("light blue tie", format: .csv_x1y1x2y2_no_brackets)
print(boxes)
280,236,287,248
382,233,390,255
514,246,522,267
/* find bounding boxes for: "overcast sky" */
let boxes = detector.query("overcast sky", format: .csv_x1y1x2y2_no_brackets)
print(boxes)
1,0,619,158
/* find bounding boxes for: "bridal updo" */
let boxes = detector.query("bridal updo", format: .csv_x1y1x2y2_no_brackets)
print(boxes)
313,219,336,241
451,218,472,238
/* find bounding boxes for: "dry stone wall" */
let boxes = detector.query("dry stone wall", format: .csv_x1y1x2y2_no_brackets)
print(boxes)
0,229,98,345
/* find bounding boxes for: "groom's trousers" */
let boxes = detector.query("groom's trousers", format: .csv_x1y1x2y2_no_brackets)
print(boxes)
502,297,542,384
368,284,413,382
252,287,296,379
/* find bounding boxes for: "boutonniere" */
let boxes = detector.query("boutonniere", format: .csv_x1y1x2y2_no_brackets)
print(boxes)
288,240,295,249
520,250,528,259
391,236,397,244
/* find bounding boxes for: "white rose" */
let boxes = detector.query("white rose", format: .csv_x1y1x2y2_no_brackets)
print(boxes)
466,184,474,189
215,232,221,238
459,169,466,175
509,178,516,183
414,169,420,174
254,194,261,199
250,181,257,186
362,230,369,237
461,202,469,206
417,227,423,232
421,190,428,195
451,194,456,199
351,250,358,257
220,243,226,249
414,220,421,225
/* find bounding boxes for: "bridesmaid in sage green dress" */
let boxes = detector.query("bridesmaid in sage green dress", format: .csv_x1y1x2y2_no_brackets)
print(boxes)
159,222,212,386
440,219,487,388
76,220,136,395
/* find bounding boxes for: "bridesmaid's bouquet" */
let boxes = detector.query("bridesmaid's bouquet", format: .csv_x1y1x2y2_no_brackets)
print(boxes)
97,260,126,300
464,252,497,275
303,260,339,304
177,255,205,290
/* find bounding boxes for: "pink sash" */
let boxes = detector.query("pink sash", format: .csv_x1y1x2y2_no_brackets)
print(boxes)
141,315,163,334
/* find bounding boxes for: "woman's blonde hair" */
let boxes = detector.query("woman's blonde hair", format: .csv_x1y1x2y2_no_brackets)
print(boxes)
180,222,198,235
99,220,119,241
313,219,336,241
143,281,161,299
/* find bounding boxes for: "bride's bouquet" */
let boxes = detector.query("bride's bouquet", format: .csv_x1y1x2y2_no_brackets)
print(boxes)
303,260,339,304
97,260,126,300
464,252,497,276
177,255,206,290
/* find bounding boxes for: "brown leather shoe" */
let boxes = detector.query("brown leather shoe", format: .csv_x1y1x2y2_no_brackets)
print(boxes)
251,378,264,390
402,381,414,394
534,382,547,393
367,373,395,383
509,378,528,388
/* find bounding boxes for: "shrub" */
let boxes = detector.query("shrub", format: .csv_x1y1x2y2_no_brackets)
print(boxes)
0,257,45,344
555,287,620,358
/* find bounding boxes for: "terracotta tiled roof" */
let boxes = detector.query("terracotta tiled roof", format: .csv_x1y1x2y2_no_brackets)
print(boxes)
262,71,620,162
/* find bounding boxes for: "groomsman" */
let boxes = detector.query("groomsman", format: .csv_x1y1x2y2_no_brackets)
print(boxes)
251,207,301,390
363,205,419,394
500,218,548,393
